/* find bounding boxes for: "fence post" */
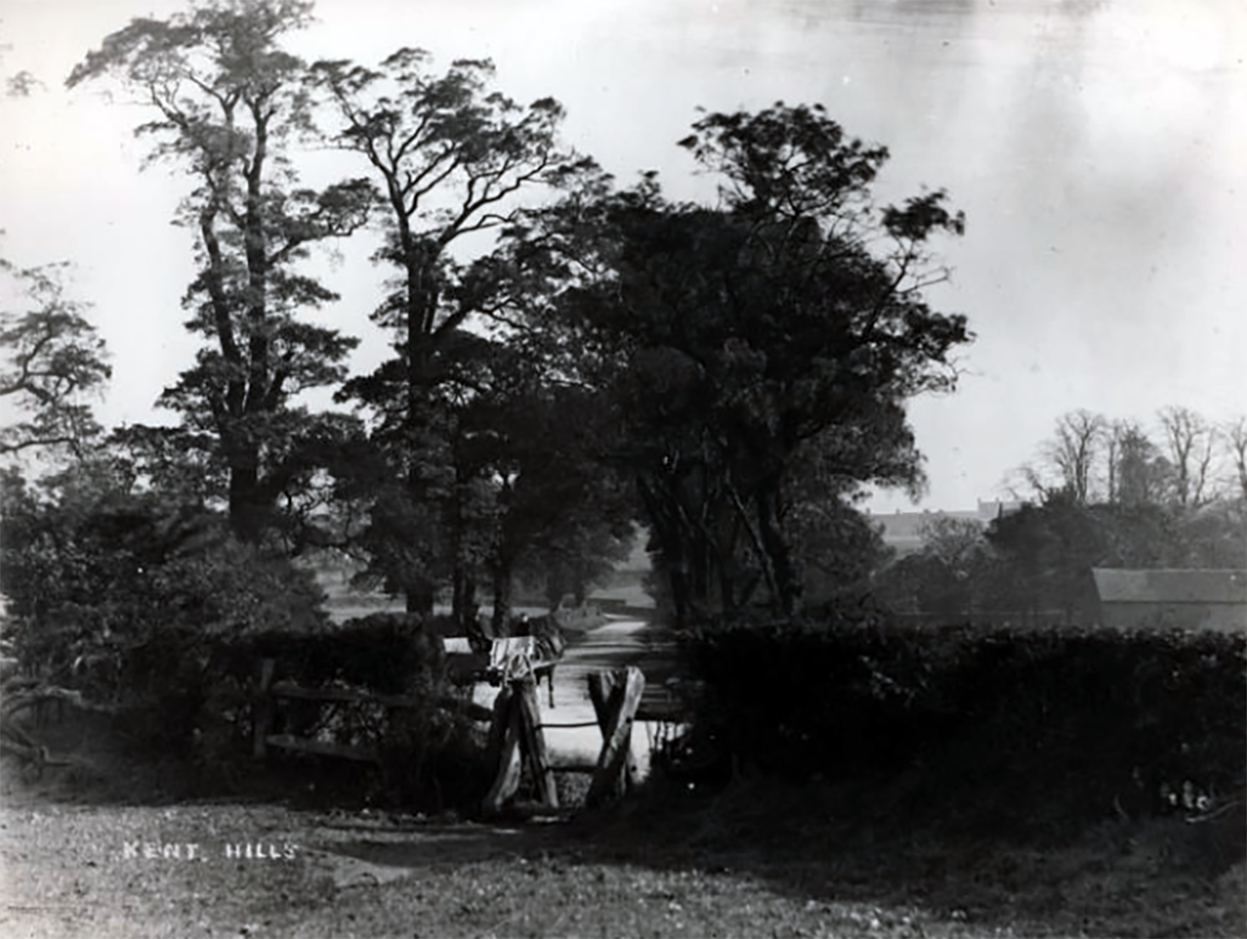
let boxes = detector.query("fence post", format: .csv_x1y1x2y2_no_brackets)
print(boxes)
516,678,559,810
253,658,276,759
483,686,523,816
586,667,645,809
588,669,642,792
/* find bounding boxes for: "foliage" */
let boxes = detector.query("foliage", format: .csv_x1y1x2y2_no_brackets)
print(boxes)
675,614,1247,839
209,612,492,811
791,492,893,604
0,259,110,459
1019,406,1242,510
980,494,1246,620
66,0,374,543
507,103,970,623
230,612,442,693
452,344,635,628
105,424,227,506
870,514,995,617
311,47,594,615
1110,419,1173,507
0,465,327,704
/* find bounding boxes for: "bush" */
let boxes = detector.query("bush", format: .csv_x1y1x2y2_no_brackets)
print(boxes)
216,613,493,812
675,613,1247,838
0,484,328,697
0,475,337,765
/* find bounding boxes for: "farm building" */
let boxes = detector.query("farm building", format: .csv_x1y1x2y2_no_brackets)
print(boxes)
1091,568,1247,633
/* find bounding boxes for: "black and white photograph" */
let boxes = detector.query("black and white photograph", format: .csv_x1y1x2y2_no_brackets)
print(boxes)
1,0,1244,935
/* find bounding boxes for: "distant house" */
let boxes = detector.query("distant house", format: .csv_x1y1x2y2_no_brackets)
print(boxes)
1091,569,1247,633
869,499,1022,557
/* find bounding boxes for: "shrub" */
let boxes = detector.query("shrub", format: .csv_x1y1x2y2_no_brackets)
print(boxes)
0,483,328,698
675,613,1247,838
218,613,493,812
0,488,330,771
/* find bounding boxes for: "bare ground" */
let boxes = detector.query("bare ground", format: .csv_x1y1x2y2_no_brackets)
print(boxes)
3,783,1244,939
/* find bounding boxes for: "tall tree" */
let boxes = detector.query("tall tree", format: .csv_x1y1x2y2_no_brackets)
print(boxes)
311,49,591,611
1157,405,1216,508
1224,416,1247,505
0,260,110,459
510,104,971,622
1113,421,1172,507
1023,409,1106,504
458,349,634,630
67,0,374,543
873,514,994,620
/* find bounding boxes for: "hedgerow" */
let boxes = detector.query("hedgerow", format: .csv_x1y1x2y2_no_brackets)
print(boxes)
670,614,1246,839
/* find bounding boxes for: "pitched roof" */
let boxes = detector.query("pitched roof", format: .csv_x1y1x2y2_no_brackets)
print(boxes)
1092,569,1247,605
868,510,982,541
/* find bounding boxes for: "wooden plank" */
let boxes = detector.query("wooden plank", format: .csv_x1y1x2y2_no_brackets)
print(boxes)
438,697,495,724
588,670,640,792
587,669,618,729
482,691,524,816
267,682,492,722
253,659,276,759
586,667,645,809
515,679,559,810
264,734,378,763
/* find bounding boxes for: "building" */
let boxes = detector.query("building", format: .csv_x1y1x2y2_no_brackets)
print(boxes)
868,499,1023,557
1091,569,1247,633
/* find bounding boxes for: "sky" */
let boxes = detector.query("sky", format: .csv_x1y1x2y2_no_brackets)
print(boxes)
1,0,1244,512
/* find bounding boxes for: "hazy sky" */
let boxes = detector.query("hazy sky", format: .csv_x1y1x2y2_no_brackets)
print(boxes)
1,0,1244,511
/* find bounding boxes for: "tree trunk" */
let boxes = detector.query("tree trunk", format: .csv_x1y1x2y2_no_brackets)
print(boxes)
755,482,802,618
452,567,477,629
490,559,514,637
405,584,434,617
227,446,266,544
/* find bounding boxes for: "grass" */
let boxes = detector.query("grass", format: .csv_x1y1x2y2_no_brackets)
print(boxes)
3,722,1243,939
3,792,1241,938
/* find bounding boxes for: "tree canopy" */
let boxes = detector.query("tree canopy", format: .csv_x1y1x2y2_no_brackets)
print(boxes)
501,103,971,622
0,260,111,459
43,3,977,635
67,0,374,543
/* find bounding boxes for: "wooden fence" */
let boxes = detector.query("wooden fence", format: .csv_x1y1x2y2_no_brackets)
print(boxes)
251,637,649,816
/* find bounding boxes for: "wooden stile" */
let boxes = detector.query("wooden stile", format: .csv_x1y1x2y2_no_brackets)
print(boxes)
516,678,559,810
585,667,645,809
482,686,525,815
482,675,560,815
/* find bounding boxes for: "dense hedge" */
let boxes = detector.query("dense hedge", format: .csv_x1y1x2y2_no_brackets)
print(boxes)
673,614,1247,835
216,612,453,694
109,612,493,810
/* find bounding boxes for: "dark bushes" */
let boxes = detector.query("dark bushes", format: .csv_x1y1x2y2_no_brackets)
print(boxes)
674,614,1246,838
216,613,491,811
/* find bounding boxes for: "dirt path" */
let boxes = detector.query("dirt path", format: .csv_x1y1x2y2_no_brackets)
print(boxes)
468,616,681,777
